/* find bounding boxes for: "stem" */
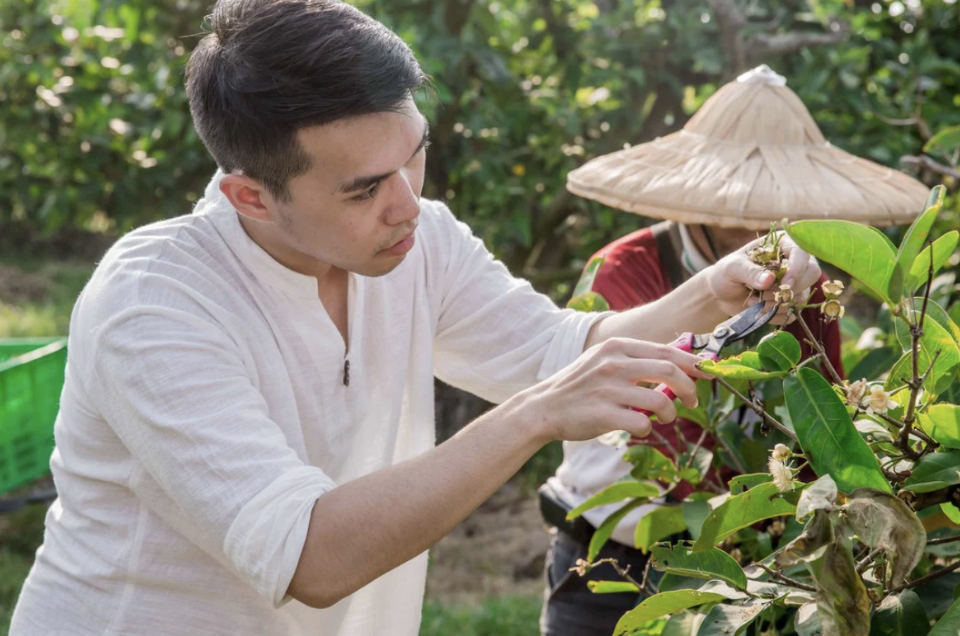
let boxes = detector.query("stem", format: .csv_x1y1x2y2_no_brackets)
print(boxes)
889,560,960,594
577,557,645,590
755,563,816,592
792,308,843,386
901,251,937,452
856,548,883,573
928,535,960,546
711,375,799,443
875,412,938,446
681,429,709,473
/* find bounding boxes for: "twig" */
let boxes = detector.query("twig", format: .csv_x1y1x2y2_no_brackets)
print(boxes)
901,155,960,180
875,412,938,446
889,560,960,594
791,308,843,385
928,535,960,546
901,250,936,452
576,557,645,590
755,563,817,592
856,548,883,573
710,375,799,443
681,429,709,473
715,432,748,475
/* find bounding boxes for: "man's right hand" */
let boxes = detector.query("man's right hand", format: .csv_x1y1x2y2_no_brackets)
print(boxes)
512,337,708,444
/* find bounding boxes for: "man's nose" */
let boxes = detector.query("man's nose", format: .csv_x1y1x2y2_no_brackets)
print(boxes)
384,168,421,226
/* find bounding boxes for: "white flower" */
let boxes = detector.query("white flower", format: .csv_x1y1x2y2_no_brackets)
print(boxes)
865,385,897,416
823,299,845,321
822,280,844,298
768,457,795,493
772,444,793,462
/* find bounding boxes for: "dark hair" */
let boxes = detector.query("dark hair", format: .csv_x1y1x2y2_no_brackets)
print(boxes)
186,0,426,201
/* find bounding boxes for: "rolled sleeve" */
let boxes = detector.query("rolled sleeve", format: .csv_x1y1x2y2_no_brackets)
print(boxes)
90,304,334,605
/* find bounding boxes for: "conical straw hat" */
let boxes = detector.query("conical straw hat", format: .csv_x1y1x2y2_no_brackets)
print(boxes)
566,65,929,230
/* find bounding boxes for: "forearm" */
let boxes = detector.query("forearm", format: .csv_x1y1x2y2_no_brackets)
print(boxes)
287,394,546,608
585,270,727,348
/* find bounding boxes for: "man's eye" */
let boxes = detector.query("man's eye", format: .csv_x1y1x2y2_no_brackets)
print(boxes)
353,183,381,202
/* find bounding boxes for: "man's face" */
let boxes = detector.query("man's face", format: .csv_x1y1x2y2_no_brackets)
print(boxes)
264,98,428,278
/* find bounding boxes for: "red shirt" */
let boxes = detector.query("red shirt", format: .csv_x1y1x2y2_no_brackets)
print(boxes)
587,224,843,494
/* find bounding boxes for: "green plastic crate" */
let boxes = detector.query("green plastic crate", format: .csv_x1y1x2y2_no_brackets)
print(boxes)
0,337,67,494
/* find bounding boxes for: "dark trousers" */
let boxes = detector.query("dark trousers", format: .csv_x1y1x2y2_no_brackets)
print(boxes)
539,530,655,636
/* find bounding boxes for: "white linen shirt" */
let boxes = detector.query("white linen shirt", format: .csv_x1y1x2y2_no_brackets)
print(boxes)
11,172,604,636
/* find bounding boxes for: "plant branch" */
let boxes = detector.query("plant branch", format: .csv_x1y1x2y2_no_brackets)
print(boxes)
709,375,798,443
901,251,937,452
901,155,960,180
889,560,960,594
928,535,960,546
791,308,843,386
755,563,817,592
856,548,883,573
875,412,938,446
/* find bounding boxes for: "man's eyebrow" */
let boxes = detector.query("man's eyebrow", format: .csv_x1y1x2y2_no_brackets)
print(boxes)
336,118,431,195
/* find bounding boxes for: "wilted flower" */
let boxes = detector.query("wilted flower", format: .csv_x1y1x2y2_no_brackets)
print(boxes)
768,457,795,493
843,379,869,409
822,280,844,298
823,299,845,321
571,558,592,577
774,284,794,305
865,385,897,416
772,444,793,461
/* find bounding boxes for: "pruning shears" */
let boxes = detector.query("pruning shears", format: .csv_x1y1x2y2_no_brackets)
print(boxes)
633,301,779,420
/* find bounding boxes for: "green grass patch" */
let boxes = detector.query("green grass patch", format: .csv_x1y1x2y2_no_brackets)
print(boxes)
420,594,542,636
0,259,92,338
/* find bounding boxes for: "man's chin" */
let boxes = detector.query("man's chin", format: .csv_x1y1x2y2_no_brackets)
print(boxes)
356,255,408,278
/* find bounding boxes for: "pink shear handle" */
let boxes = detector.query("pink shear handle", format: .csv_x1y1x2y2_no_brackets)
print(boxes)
631,332,717,420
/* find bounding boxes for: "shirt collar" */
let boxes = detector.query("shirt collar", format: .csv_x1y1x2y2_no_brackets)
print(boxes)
678,224,715,275
194,171,321,299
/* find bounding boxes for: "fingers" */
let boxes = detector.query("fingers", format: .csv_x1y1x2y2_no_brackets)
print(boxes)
607,407,653,439
612,338,710,381
726,252,776,291
779,236,821,289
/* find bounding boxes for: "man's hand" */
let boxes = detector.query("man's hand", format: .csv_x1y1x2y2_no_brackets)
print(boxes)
705,232,821,319
514,337,710,442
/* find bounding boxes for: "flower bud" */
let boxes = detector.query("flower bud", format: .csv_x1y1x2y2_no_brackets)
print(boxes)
772,444,792,461
749,245,778,264
823,299,845,321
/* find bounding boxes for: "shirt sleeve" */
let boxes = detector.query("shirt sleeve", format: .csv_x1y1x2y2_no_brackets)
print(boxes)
88,301,335,608
424,201,611,404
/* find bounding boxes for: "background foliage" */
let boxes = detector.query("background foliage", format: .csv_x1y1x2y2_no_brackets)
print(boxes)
2,0,960,289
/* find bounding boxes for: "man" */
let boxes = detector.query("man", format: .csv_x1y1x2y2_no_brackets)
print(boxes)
540,221,843,636
10,2,820,635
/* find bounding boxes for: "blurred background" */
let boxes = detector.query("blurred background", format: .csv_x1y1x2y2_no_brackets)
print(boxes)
2,0,960,634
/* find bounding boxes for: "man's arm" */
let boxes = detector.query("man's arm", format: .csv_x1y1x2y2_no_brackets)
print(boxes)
584,232,823,349
287,338,706,608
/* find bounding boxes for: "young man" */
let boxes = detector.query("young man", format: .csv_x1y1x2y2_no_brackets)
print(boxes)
10,2,820,635
540,222,842,636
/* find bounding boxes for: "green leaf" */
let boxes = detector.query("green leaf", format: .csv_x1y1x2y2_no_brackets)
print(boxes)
929,597,960,636
885,316,960,397
728,473,772,495
567,291,610,312
777,510,835,567
693,482,802,551
695,600,769,636
905,232,959,293
700,352,786,381
786,219,897,305
941,503,960,524
924,125,960,154
682,499,713,541
567,481,661,520
588,498,647,561
869,590,931,636
902,451,960,493
661,611,706,636
757,331,802,372
635,506,687,553
785,368,891,493
919,405,960,450
572,255,606,297
795,602,821,636
624,445,677,482
894,299,960,352
613,590,728,636
587,580,641,594
894,186,945,299
842,489,926,585
651,541,748,590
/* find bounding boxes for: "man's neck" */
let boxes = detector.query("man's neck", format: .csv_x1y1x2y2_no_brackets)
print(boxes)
237,213,340,288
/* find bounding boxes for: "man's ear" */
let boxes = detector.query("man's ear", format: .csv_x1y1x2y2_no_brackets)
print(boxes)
219,173,277,224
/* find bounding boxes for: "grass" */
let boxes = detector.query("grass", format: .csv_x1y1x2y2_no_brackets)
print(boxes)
0,258,93,338
420,594,543,636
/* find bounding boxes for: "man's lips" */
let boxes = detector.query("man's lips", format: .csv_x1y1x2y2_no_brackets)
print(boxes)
381,230,416,256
